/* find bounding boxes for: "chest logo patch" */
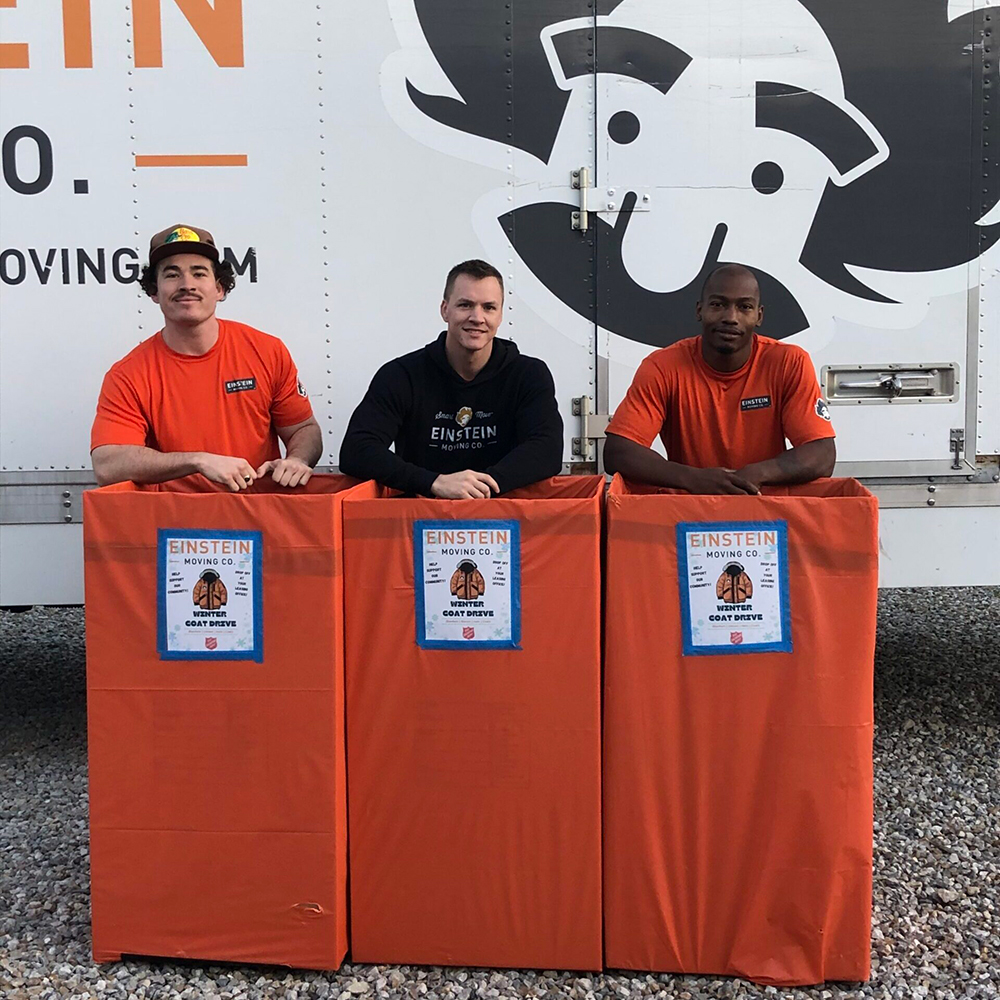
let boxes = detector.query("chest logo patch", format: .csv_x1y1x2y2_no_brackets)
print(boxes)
225,377,257,394
741,395,772,412
456,405,473,427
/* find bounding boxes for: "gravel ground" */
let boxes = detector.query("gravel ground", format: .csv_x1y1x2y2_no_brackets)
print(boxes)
1,590,997,1000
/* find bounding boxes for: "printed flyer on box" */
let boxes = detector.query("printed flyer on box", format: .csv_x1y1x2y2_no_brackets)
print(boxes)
157,529,263,661
676,520,792,656
414,519,521,650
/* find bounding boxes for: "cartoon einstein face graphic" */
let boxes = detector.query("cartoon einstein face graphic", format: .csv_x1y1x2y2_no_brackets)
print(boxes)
383,0,1000,347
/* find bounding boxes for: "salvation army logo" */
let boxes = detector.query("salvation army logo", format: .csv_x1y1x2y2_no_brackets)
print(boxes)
450,559,486,600
382,0,1000,347
192,569,228,611
716,562,753,604
456,405,473,427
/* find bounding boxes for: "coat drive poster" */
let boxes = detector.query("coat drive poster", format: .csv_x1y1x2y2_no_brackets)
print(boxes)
676,520,792,656
413,519,521,650
156,529,264,661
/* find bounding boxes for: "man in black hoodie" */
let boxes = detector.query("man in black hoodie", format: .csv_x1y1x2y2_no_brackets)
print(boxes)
339,260,563,498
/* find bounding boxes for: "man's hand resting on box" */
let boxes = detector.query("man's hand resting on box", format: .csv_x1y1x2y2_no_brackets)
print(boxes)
431,470,500,499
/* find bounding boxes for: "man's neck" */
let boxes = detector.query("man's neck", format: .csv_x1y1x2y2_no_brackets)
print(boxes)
701,332,755,373
161,316,221,356
445,336,494,382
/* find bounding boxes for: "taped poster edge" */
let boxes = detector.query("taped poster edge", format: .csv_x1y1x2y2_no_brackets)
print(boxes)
156,527,265,662
675,518,793,657
412,518,522,650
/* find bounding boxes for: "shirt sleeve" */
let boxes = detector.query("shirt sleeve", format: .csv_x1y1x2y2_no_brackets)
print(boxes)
483,359,564,494
338,361,439,496
605,353,669,447
270,341,314,428
90,367,150,450
780,347,836,447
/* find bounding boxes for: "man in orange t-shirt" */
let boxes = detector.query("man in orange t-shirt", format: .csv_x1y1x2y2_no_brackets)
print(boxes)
91,224,321,492
604,264,835,494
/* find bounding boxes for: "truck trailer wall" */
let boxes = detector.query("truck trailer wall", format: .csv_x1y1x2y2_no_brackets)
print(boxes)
1,1,998,602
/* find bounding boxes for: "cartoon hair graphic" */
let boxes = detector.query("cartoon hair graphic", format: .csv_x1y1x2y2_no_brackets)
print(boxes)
407,1,618,165
796,0,1000,299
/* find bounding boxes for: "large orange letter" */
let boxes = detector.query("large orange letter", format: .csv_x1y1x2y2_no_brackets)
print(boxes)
134,0,243,68
63,0,93,68
0,0,29,69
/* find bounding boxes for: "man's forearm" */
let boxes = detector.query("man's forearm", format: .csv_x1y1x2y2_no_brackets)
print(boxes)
485,435,563,494
91,445,203,486
339,432,438,494
603,433,695,490
739,438,836,486
283,423,323,467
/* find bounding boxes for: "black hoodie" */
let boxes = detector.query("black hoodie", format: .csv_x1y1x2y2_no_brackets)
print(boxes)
339,333,563,495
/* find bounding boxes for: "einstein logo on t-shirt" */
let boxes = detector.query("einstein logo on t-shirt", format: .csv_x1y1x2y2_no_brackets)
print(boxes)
224,377,257,394
815,397,832,421
429,410,498,452
740,395,772,412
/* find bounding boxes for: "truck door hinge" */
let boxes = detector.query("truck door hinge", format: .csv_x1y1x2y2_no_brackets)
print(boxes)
950,428,965,470
572,395,610,463
571,167,590,231
571,168,651,231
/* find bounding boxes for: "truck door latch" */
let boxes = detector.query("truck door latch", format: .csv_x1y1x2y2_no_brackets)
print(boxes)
950,428,965,470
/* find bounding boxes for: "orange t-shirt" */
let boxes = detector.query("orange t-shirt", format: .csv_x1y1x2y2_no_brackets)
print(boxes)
606,335,835,469
91,319,313,470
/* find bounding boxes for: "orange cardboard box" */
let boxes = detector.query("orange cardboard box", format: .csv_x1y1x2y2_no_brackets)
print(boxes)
84,475,375,969
603,476,878,985
343,476,604,970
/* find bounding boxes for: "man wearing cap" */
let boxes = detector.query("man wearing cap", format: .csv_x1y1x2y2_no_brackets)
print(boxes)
91,225,321,491
603,264,836,492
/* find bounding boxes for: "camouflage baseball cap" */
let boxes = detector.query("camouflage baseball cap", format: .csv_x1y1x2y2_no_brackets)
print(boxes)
148,224,219,267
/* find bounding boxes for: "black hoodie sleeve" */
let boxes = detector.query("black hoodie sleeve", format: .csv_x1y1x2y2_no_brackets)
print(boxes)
484,358,564,493
338,361,439,495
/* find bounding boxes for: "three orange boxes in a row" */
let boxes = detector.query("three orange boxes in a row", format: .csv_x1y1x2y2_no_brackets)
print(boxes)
83,474,878,986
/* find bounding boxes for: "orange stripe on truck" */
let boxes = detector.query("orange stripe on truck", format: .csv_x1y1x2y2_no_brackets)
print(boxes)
134,154,248,167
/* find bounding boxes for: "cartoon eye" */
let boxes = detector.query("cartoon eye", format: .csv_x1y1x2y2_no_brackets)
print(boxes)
609,110,641,144
752,161,784,194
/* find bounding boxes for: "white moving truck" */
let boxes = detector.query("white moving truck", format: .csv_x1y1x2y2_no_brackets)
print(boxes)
2,0,998,604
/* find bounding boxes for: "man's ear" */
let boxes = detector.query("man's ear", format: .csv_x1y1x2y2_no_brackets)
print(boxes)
757,304,764,328
695,300,703,321
440,298,448,322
